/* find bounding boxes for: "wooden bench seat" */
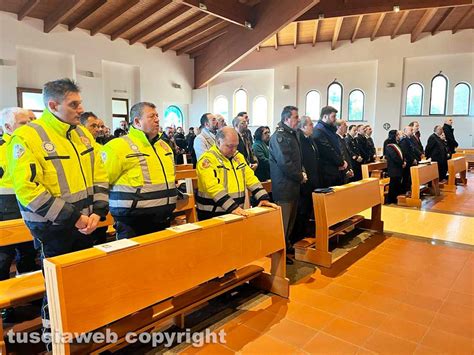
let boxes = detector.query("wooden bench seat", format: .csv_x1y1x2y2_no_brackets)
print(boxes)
294,178,384,268
441,157,468,192
361,161,390,204
404,162,440,208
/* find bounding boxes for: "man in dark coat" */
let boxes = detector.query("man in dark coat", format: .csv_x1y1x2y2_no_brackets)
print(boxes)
426,125,450,181
399,126,419,193
336,120,354,184
345,125,363,181
385,130,406,204
252,126,271,182
312,106,347,187
442,118,459,155
355,124,370,163
364,125,376,163
408,121,424,161
292,116,320,242
269,106,306,264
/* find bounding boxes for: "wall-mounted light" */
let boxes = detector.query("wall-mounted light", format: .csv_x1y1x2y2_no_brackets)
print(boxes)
282,84,290,90
113,89,127,93
318,14,324,20
172,83,182,89
199,2,207,10
386,82,396,88
244,21,253,29
393,5,400,12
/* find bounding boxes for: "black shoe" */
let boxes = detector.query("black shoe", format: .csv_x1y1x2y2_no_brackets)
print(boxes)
286,246,295,255
286,256,294,265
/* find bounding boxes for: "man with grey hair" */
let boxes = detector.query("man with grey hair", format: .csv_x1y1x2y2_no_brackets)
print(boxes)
196,127,275,220
0,108,39,299
336,119,354,183
442,117,458,155
233,114,257,169
399,125,418,192
425,125,450,181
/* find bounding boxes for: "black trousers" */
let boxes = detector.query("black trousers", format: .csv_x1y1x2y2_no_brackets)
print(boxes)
402,166,412,193
0,195,39,280
276,200,299,251
114,214,172,239
291,193,315,244
388,176,403,204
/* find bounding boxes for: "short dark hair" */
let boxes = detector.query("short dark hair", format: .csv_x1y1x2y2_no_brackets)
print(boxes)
281,106,298,122
43,78,80,107
80,112,97,125
130,102,156,124
356,124,364,129
319,106,337,120
200,113,211,127
254,126,269,141
408,121,419,127
348,124,356,131
237,112,247,117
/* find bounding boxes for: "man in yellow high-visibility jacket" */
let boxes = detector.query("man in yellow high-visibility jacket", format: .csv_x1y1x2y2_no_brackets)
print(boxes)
7,79,109,349
102,102,177,239
196,127,277,220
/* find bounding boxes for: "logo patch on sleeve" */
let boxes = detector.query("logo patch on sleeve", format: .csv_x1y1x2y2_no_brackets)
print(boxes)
100,151,107,163
201,158,211,169
13,144,25,159
42,141,56,153
80,136,91,146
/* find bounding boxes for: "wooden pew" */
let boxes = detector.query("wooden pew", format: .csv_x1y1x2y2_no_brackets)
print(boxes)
441,157,468,192
176,169,197,195
175,164,193,171
404,162,440,208
294,178,384,268
43,208,288,354
361,161,390,204
453,149,474,171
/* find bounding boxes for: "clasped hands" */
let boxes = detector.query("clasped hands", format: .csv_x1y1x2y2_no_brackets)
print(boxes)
75,213,101,235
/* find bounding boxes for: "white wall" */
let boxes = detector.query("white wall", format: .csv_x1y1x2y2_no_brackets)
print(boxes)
0,11,193,128
213,30,474,147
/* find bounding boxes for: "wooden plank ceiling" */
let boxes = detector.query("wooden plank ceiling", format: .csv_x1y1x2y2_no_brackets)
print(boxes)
1,0,473,87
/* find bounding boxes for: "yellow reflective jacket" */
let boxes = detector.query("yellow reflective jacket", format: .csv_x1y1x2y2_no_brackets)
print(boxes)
101,126,177,218
196,145,269,214
7,109,109,228
0,133,14,195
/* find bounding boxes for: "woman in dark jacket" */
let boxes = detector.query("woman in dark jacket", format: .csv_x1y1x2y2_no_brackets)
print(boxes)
252,126,271,181
385,130,406,204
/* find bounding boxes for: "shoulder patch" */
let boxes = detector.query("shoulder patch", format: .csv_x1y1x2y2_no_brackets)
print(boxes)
80,136,91,146
100,151,107,163
42,141,56,153
201,158,211,169
13,144,25,159
277,136,283,143
159,140,171,152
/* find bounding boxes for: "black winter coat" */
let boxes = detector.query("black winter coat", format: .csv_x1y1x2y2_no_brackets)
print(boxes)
385,143,404,177
442,124,458,154
297,130,321,190
399,137,418,167
425,133,449,164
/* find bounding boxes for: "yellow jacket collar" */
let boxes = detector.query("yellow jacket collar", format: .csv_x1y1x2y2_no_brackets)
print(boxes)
209,144,239,163
2,133,11,143
128,126,154,146
39,109,76,137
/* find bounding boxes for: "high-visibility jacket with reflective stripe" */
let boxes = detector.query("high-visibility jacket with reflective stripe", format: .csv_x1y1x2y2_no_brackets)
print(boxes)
7,109,109,227
101,126,177,218
0,133,14,195
196,145,269,214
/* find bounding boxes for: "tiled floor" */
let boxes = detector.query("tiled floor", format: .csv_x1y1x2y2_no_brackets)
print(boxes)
178,237,474,354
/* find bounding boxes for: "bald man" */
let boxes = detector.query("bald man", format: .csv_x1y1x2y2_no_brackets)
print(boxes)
196,127,276,220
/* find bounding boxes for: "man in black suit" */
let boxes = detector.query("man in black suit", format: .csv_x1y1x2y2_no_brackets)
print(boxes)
355,124,370,163
426,125,450,181
336,120,354,184
408,121,424,161
442,117,459,155
385,130,406,204
313,106,347,187
346,124,364,180
364,125,376,163
399,126,419,193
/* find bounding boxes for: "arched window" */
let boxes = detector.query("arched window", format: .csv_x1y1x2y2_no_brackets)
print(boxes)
430,74,448,115
305,90,321,120
348,89,365,121
252,96,268,126
405,83,424,116
163,105,184,128
234,88,248,116
327,82,343,118
453,82,471,115
213,95,229,121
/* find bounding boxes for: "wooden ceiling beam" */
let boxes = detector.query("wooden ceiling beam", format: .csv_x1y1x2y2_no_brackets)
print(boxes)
371,12,385,40
161,18,222,52
293,22,298,48
68,0,107,31
194,0,319,88
176,26,228,55
172,0,252,28
145,12,207,48
298,0,472,21
452,6,473,34
351,15,363,42
110,0,172,41
129,6,190,45
312,19,319,46
411,8,437,42
431,7,455,35
331,17,343,50
44,0,86,33
18,0,40,21
391,10,409,38
90,0,139,36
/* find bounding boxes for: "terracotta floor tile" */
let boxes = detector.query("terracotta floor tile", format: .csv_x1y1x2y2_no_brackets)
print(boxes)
265,318,317,348
304,275,334,291
388,303,437,326
236,309,286,333
430,313,474,339
353,293,401,314
413,345,447,355
438,301,474,321
399,291,444,312
378,315,429,343
365,283,407,302
244,295,290,316
421,328,474,353
452,275,474,295
180,343,234,355
219,324,261,352
364,330,418,354
320,283,364,302
334,274,375,292
303,332,360,354
337,303,388,329
322,318,375,346
239,334,301,354
285,302,335,330
445,290,474,309
309,292,353,316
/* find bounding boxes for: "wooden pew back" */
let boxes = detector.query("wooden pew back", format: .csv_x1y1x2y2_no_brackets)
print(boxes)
411,162,439,186
175,164,193,171
361,161,387,179
44,209,287,353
